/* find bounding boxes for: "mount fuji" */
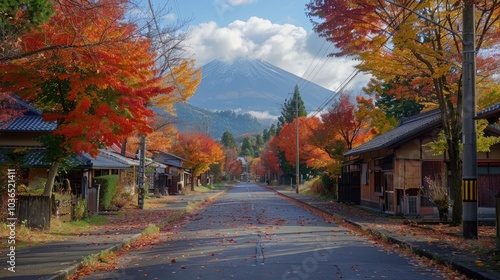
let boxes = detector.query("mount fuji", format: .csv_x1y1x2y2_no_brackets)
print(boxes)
187,58,336,121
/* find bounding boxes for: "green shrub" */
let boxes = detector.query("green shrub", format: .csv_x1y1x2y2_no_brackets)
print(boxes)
94,175,119,211
75,198,86,220
320,174,337,198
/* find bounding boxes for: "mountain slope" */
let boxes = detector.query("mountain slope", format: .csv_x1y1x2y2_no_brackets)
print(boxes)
169,103,266,139
188,58,336,119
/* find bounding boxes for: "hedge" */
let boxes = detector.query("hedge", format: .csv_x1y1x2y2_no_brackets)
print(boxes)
94,175,119,211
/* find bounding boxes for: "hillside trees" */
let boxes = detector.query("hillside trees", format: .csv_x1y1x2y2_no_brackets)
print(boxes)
171,132,224,191
221,131,237,149
0,0,173,197
307,0,500,225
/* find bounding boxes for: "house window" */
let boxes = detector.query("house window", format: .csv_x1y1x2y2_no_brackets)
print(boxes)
111,169,119,175
478,166,500,175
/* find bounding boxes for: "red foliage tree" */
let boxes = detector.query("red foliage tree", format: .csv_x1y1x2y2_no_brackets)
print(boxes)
0,0,171,196
172,132,224,191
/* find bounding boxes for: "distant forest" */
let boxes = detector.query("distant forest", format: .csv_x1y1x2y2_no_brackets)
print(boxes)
172,103,266,140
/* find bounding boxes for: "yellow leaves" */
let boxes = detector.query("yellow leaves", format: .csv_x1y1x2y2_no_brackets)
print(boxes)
153,59,202,115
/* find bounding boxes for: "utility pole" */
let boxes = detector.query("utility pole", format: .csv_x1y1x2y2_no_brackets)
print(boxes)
138,135,146,209
462,0,478,239
295,90,299,194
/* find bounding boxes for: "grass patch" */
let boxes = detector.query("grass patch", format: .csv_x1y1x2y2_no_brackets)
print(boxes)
211,182,226,188
49,216,108,236
194,185,213,193
144,195,171,209
63,216,108,228
142,224,160,236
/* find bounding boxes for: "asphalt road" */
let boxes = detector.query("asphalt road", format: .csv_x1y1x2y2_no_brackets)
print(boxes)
83,183,451,280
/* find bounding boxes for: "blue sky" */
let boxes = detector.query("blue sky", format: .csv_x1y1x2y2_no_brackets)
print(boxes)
146,0,369,95
170,0,312,30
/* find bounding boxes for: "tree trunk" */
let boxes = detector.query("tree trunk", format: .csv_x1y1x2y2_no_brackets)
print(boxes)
121,139,127,156
449,139,463,226
191,169,195,192
43,159,62,197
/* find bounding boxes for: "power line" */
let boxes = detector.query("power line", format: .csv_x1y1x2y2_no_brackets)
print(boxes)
307,0,425,119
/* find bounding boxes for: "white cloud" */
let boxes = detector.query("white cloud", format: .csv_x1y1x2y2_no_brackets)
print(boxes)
164,13,177,20
185,16,370,93
228,0,256,5
247,110,279,122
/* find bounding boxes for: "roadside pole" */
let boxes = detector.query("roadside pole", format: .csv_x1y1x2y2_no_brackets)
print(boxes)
462,0,478,239
138,135,146,209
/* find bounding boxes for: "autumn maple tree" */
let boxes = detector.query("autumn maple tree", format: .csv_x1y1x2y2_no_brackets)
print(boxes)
275,116,324,180
321,93,378,150
171,132,224,191
224,148,243,181
307,0,500,225
257,136,281,183
0,0,172,197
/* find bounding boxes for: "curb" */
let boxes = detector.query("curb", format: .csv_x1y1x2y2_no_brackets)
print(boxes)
44,231,144,280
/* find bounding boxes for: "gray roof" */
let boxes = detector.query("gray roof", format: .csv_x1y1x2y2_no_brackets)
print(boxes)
2,115,56,132
0,148,132,169
82,153,131,169
344,109,442,157
0,148,88,168
0,96,56,132
476,102,500,123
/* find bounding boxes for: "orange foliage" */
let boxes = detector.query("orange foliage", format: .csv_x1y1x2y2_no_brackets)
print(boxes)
0,0,172,157
152,59,202,115
171,132,225,177
276,117,325,168
224,148,243,179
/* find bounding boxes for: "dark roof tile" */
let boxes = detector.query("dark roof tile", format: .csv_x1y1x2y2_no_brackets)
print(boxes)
3,115,56,132
344,109,441,157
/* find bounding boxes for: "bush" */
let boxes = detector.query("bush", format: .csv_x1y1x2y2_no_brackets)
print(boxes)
112,192,132,210
75,198,86,220
94,175,119,211
321,174,337,195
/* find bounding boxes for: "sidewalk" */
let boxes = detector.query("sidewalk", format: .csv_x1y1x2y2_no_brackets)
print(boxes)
0,188,228,280
266,185,500,280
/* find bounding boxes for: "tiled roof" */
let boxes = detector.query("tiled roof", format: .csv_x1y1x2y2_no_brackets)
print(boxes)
344,109,442,157
0,95,56,132
2,115,56,132
0,148,88,168
476,102,500,123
